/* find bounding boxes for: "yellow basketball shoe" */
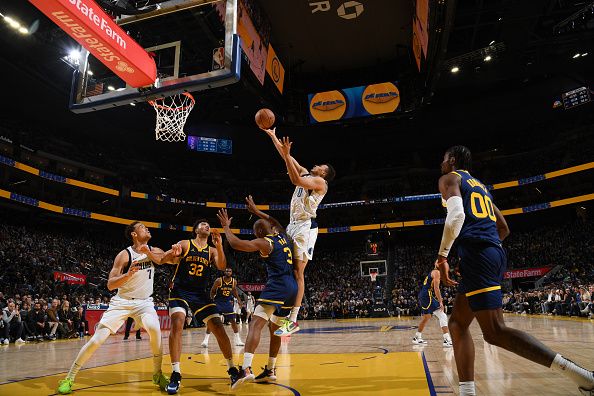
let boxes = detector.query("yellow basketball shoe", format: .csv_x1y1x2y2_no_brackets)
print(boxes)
57,378,74,394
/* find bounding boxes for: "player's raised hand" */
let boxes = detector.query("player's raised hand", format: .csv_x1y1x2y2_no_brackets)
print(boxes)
212,229,222,247
245,195,258,214
280,136,292,157
435,257,458,286
217,208,233,228
171,243,182,257
261,127,276,138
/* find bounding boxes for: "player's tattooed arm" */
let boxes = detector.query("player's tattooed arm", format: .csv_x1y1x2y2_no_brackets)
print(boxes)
107,250,140,291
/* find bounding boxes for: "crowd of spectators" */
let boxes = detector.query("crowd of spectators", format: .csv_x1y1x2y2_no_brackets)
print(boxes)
1,214,592,343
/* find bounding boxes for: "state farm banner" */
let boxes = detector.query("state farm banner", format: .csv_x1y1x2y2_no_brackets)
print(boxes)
504,267,552,280
53,271,87,285
29,0,156,87
238,283,266,292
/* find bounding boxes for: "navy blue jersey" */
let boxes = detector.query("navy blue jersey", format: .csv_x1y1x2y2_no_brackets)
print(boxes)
171,239,212,292
214,277,235,303
260,233,293,279
419,271,435,300
452,170,501,246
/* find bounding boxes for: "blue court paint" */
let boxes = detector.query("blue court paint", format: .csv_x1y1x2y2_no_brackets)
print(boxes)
422,352,437,396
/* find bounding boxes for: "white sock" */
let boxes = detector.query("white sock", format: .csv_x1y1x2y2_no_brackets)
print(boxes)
268,357,277,369
289,307,300,322
203,333,210,343
226,358,234,370
234,332,241,339
171,362,181,374
551,354,594,389
459,381,476,396
415,331,422,339
243,352,254,368
66,362,82,381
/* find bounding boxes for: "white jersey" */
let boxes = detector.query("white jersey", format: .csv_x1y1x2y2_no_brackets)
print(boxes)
289,175,327,222
116,246,155,300
233,297,241,314
246,295,255,312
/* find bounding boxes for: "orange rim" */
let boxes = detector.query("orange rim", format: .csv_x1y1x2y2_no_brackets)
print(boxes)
148,92,195,111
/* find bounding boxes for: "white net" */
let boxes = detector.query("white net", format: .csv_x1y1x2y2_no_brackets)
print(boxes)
370,270,378,282
149,92,195,142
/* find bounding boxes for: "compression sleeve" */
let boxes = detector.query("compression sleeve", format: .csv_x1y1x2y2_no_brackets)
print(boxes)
438,196,465,257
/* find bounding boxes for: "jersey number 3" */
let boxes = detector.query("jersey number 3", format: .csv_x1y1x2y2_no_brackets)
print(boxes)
470,192,496,221
188,263,204,276
283,247,293,265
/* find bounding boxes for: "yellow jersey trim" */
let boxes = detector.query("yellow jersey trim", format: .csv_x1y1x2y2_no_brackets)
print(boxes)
181,240,191,258
450,171,462,178
191,239,209,251
465,285,501,297
257,298,284,305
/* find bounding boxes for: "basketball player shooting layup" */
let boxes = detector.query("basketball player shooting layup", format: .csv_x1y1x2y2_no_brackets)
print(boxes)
57,222,169,394
261,129,335,336
436,146,594,396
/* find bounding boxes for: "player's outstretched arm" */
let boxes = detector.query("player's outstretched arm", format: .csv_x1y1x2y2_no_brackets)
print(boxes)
140,242,183,265
107,250,140,291
217,209,271,254
210,230,227,270
493,204,510,241
245,195,285,234
232,279,242,303
280,137,326,191
261,127,308,175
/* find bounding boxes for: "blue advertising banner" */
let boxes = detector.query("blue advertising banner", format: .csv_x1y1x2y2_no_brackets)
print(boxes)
308,82,400,124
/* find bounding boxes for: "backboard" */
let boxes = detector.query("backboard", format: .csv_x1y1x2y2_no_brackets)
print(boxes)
360,260,387,278
69,0,241,113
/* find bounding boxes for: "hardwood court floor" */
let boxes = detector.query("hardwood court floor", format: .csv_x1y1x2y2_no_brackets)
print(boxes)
0,314,592,395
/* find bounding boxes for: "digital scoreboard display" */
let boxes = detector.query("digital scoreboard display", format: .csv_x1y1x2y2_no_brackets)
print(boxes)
561,87,591,110
187,136,232,155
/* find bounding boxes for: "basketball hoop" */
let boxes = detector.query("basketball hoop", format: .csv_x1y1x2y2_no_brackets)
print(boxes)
370,270,378,282
149,92,195,142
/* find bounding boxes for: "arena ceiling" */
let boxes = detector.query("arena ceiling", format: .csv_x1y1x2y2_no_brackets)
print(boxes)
0,0,592,144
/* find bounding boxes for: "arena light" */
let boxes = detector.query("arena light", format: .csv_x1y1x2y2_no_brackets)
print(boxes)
489,40,495,45
484,55,492,62
69,50,81,61
582,53,589,57
451,66,460,73
572,53,581,58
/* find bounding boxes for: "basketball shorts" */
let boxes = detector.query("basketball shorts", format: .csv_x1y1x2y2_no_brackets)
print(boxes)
457,241,507,312
168,288,218,324
215,300,235,318
419,294,440,315
286,219,319,261
258,275,298,317
99,295,156,334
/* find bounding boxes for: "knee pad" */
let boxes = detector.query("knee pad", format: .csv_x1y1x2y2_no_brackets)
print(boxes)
254,304,275,321
433,310,448,328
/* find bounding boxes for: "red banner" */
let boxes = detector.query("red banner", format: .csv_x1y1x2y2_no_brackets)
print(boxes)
53,271,87,285
28,0,156,87
85,305,170,335
504,267,552,279
238,283,266,292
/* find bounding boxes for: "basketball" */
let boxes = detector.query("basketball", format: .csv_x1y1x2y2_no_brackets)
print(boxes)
255,108,275,129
